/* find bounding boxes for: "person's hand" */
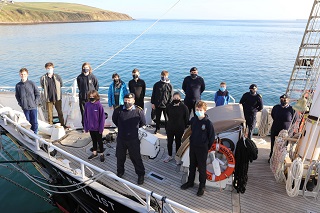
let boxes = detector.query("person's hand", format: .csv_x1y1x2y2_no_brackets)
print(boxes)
151,104,155,109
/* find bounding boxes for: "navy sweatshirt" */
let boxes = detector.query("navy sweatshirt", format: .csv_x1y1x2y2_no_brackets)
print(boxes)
166,102,189,132
239,92,263,114
189,115,215,149
15,79,40,110
182,76,205,103
112,105,146,141
271,104,294,131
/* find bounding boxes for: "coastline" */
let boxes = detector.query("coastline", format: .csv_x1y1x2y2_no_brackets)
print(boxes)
0,19,134,26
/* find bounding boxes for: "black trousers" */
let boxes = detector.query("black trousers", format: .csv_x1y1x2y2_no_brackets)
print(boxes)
269,128,281,158
116,138,145,176
244,112,257,139
135,98,144,109
187,145,208,187
166,129,184,156
89,131,103,153
79,99,86,127
155,107,168,130
184,100,196,117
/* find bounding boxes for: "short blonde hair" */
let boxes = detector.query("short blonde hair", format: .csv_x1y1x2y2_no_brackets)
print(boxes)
195,101,207,111
161,70,169,76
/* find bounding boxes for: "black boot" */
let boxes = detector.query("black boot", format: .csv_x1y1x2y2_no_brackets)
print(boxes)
197,186,205,196
180,182,194,190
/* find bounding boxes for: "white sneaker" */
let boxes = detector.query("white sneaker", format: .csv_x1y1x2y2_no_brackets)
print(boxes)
163,155,173,163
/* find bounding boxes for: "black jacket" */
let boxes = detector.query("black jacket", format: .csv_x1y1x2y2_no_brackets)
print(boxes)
15,80,40,110
112,105,146,141
189,115,215,149
182,75,205,103
271,104,294,131
239,92,263,114
151,80,173,108
76,73,99,101
166,101,189,131
128,78,146,107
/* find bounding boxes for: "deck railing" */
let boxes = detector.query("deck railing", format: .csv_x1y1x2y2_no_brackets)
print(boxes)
0,112,199,213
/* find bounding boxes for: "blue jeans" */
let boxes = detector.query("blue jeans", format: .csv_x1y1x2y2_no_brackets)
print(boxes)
23,109,38,134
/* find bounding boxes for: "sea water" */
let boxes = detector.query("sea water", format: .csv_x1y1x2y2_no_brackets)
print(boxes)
0,19,306,212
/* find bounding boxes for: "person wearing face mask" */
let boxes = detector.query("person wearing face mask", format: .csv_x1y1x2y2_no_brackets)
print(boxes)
40,62,65,127
269,94,294,163
164,92,189,163
182,67,205,116
214,82,230,107
180,101,215,196
151,70,173,134
77,62,99,128
108,73,129,109
239,84,263,139
84,90,106,162
128,68,146,109
112,93,146,185
15,68,40,134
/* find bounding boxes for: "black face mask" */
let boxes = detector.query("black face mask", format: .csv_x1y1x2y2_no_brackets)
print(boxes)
125,102,133,109
172,99,180,104
280,100,288,106
114,79,120,84
89,98,95,102
190,73,197,79
132,74,138,79
250,90,256,95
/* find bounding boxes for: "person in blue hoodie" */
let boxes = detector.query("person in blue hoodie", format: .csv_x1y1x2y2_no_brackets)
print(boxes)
108,73,128,109
214,82,230,107
84,90,106,162
180,101,215,197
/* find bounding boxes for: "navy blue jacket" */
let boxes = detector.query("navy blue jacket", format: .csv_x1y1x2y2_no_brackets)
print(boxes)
214,90,230,106
112,105,146,141
182,75,205,103
151,80,173,108
239,92,263,114
189,115,215,149
271,104,294,131
76,73,99,101
15,80,40,110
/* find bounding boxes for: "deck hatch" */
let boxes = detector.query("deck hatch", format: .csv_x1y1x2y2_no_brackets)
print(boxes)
148,172,165,182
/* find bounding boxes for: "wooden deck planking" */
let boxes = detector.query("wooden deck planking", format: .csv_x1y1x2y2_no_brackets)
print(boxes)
55,130,320,213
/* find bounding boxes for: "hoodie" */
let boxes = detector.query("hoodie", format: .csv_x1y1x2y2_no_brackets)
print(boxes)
84,100,105,134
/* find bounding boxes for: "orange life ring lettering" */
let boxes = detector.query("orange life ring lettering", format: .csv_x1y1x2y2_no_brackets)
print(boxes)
206,143,235,181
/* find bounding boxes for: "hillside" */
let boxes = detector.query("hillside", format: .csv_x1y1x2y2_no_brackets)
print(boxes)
0,2,133,24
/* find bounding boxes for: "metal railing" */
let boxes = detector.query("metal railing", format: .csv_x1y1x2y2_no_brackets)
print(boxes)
0,112,199,213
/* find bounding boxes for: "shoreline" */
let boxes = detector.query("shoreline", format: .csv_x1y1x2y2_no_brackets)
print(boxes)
0,19,134,26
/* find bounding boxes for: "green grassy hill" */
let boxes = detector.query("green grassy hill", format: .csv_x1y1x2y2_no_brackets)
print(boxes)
0,2,133,24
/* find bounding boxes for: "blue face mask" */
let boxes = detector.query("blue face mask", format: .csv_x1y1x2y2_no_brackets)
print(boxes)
195,111,205,117
220,87,226,92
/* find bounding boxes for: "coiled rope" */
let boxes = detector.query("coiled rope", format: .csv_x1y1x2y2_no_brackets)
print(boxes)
302,160,320,203
286,157,303,197
270,130,288,183
64,0,181,84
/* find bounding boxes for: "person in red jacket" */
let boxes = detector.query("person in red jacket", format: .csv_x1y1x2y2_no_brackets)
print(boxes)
84,90,106,162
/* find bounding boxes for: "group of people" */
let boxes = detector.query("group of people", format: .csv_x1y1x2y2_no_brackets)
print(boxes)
14,63,293,195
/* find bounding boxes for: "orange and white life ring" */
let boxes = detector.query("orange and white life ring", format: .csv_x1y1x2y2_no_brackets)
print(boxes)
206,143,235,181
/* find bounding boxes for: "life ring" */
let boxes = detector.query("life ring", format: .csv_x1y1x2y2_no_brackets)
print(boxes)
206,143,235,181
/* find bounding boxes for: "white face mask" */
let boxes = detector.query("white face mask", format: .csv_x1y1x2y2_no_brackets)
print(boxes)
47,68,54,75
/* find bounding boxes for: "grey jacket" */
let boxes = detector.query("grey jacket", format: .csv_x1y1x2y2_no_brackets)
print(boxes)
15,80,40,110
40,73,63,102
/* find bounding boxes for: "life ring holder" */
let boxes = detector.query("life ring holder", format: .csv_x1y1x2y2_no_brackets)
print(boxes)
206,143,236,182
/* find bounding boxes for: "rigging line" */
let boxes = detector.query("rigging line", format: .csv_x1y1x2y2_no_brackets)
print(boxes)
63,0,181,84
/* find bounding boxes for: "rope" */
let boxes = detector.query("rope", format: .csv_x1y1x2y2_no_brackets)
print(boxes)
270,130,288,183
0,174,53,204
64,0,181,84
302,160,320,203
286,157,303,197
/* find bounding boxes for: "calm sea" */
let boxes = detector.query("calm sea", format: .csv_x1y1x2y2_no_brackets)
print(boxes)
0,19,306,212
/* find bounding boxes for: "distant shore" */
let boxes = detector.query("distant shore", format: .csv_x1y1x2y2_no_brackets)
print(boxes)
0,2,133,25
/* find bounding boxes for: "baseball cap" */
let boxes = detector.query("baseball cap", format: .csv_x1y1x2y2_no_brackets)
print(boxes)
249,84,257,89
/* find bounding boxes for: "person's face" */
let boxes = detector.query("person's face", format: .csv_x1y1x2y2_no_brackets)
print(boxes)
220,84,226,89
124,97,135,104
20,71,28,82
46,66,54,73
113,76,119,81
250,88,257,93
195,106,206,113
190,70,198,75
173,94,180,100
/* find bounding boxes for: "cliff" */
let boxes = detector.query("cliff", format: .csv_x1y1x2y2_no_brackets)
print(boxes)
0,2,133,24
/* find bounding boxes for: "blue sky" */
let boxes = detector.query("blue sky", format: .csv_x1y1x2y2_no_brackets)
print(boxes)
17,0,314,20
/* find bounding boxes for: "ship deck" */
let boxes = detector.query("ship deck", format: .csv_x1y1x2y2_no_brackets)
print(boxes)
54,128,320,213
